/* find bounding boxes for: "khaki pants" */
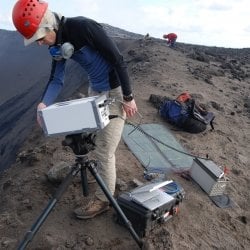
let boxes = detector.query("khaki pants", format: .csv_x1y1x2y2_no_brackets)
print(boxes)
88,86,125,201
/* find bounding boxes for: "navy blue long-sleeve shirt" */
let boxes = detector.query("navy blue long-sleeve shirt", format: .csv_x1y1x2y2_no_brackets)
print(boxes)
42,16,132,105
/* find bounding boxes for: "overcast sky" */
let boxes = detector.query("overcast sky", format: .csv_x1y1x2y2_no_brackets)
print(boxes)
1,0,250,48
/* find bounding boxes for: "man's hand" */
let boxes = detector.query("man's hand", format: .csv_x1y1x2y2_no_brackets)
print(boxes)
37,102,47,127
123,99,138,118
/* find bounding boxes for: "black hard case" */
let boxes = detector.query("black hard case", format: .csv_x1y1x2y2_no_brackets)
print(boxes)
117,192,176,237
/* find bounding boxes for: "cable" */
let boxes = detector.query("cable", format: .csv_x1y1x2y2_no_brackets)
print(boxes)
160,181,180,194
126,121,210,161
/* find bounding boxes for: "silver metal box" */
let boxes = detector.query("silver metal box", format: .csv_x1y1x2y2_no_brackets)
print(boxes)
190,158,228,196
38,95,110,136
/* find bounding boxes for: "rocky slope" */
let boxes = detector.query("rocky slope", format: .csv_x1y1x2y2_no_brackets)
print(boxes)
0,32,250,249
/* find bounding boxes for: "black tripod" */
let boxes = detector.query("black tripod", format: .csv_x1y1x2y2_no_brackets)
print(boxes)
17,133,143,249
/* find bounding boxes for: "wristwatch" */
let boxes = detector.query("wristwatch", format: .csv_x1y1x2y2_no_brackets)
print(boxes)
123,94,134,102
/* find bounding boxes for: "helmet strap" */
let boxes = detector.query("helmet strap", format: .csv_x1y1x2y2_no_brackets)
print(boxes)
49,14,74,60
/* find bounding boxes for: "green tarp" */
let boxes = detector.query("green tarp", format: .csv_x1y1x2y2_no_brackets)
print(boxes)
122,123,193,173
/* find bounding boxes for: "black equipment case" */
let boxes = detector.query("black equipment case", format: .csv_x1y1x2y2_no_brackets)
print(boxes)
116,181,184,237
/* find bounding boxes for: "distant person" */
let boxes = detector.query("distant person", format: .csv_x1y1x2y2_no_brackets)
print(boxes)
144,33,150,40
163,33,177,47
12,0,137,220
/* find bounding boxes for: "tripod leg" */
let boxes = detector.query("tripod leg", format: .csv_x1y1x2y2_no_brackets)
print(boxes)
80,164,89,196
17,164,80,250
87,161,144,249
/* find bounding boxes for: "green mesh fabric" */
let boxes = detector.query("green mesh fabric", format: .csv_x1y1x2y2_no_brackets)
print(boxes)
122,124,193,173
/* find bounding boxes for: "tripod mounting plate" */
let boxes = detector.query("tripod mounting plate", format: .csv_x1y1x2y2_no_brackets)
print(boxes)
62,133,96,155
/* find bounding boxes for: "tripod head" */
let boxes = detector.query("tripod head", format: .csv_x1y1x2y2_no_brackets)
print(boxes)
62,132,96,155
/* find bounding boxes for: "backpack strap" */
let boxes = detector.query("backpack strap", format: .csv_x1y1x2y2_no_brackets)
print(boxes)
209,116,215,130
190,100,215,130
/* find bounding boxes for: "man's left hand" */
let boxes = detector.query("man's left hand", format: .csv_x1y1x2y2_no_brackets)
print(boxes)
123,99,138,118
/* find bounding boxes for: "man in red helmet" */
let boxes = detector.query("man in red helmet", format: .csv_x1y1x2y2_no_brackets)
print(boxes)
12,0,138,219
163,33,177,47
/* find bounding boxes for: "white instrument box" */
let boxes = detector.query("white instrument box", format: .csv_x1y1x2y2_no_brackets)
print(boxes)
38,95,110,136
190,158,228,196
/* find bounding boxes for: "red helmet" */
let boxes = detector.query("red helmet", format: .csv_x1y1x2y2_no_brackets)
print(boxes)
12,0,48,39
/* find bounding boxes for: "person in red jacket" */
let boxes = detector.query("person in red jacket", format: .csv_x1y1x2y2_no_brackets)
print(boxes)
163,33,177,47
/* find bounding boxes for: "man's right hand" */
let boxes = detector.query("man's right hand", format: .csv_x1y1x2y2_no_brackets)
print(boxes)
37,102,47,127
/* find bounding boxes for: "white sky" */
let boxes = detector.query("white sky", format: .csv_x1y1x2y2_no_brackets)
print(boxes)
1,0,250,48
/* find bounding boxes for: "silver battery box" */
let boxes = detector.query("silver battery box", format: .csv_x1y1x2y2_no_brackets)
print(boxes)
190,158,228,196
38,95,110,136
